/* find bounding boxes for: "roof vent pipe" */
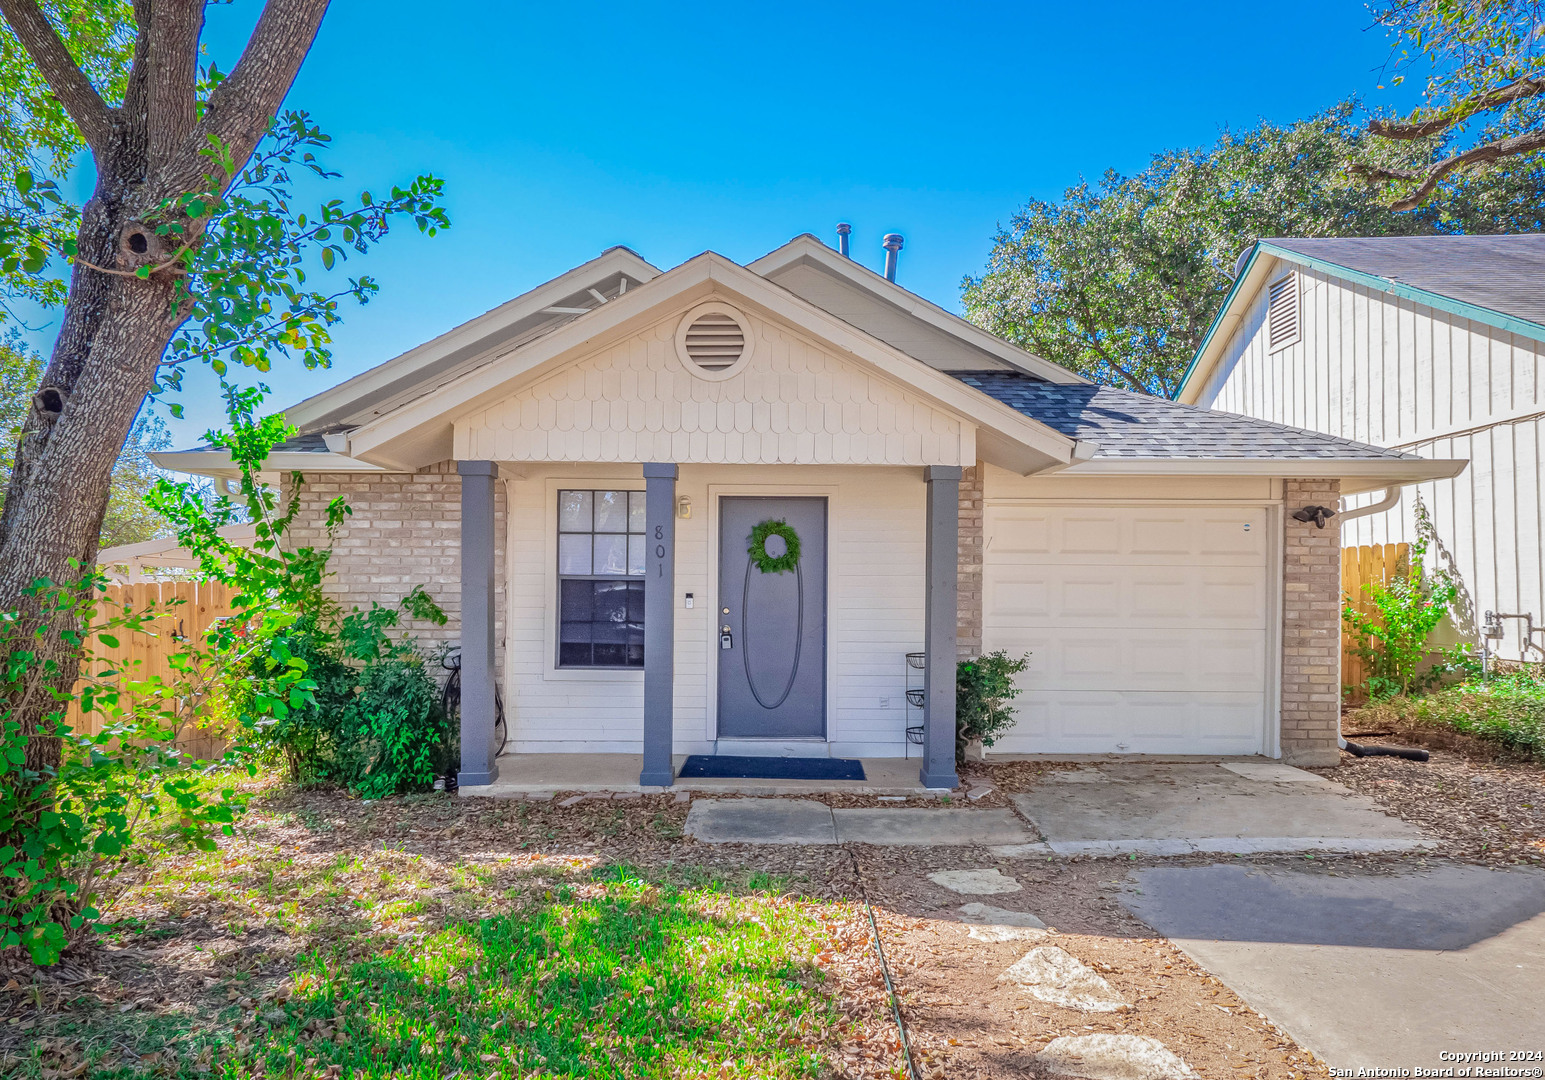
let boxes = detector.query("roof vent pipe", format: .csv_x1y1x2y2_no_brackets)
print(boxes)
882,233,904,282
836,222,852,258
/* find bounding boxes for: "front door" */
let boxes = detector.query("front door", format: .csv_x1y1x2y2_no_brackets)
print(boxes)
717,497,827,739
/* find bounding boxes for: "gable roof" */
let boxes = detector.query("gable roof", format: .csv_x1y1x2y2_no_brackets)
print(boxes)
1177,234,1545,404
749,234,1085,383
286,246,662,432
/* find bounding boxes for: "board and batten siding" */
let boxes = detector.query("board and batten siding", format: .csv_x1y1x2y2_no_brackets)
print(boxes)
1195,262,1545,657
502,463,926,757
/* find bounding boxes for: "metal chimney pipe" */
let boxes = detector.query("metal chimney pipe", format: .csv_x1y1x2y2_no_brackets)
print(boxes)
882,233,904,282
836,222,852,258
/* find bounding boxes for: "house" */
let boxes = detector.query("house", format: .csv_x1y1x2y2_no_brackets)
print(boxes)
155,232,1463,787
1178,235,1545,662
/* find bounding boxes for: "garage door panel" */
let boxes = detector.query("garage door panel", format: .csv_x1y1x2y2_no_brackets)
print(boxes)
983,503,1271,756
991,631,1267,693
987,565,1266,627
987,506,1267,561
993,693,1267,756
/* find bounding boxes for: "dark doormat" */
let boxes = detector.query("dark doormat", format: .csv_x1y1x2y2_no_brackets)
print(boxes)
679,755,866,781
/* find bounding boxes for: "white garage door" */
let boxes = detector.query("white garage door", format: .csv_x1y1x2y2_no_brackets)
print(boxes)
982,503,1271,755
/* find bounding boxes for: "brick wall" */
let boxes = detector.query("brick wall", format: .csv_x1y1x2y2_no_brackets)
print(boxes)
957,460,984,659
1281,478,1342,767
282,462,507,684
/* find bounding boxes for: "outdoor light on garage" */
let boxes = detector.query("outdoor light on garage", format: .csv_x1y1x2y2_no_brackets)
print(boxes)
677,495,692,519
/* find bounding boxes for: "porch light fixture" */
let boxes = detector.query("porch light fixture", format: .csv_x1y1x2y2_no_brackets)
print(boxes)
677,496,692,520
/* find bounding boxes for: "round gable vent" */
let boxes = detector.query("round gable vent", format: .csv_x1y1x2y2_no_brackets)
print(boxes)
675,302,754,380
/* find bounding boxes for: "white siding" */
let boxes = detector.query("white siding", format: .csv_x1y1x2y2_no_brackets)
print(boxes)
503,463,925,757
1197,265,1545,659
456,303,973,467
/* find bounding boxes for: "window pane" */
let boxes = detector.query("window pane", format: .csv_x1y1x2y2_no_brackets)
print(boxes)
593,534,627,576
595,490,628,532
558,533,592,575
627,534,645,576
626,580,645,622
559,620,593,644
559,490,592,532
559,641,592,666
559,579,595,622
628,490,646,533
592,580,630,623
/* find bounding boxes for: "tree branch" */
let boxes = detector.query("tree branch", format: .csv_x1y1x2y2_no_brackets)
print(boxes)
1382,128,1545,210
159,0,331,194
0,0,119,154
1369,74,1545,140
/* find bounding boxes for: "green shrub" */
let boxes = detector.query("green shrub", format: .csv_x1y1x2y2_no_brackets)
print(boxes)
1348,670,1545,760
955,650,1030,761
241,587,450,797
1342,500,1457,699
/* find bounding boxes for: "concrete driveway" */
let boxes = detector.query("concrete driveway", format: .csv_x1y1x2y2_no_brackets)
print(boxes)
1011,761,1431,855
1121,861,1545,1071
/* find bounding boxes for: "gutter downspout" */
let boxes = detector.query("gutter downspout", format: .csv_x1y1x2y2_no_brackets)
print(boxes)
1334,485,1429,761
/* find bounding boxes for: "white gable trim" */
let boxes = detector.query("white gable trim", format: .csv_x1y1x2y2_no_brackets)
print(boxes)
748,234,1087,385
286,246,661,431
343,252,1080,473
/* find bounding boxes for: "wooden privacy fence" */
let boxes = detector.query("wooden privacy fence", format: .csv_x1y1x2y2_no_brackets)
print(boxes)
1341,542,1410,697
65,580,239,760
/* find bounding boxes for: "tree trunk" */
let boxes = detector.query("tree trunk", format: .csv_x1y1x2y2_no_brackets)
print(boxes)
0,0,331,772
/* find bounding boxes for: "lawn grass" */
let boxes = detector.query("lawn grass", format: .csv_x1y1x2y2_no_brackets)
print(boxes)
8,791,862,1080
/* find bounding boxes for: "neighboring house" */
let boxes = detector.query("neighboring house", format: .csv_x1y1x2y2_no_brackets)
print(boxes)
1179,235,1545,662
156,233,1461,786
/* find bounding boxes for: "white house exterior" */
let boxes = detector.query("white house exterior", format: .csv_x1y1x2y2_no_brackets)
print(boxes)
1179,235,1545,662
158,233,1463,785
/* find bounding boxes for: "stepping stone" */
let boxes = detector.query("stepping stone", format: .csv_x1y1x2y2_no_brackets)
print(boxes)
968,923,1048,943
1033,1034,1196,1079
834,808,1031,846
989,841,1054,858
684,798,836,844
927,869,1021,895
959,902,1047,929
999,947,1129,1012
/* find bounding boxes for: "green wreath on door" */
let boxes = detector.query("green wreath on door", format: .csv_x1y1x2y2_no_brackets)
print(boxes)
747,519,801,575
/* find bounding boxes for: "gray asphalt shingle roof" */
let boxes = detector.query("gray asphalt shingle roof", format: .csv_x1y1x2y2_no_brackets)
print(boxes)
953,372,1420,460
1262,235,1545,329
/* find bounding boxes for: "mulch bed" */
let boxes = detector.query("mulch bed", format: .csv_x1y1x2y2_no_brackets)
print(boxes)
1312,730,1545,866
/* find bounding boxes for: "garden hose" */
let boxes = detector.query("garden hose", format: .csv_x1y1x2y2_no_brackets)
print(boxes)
1341,739,1429,762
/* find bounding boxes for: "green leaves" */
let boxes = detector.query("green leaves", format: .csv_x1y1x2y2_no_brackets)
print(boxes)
963,101,1545,396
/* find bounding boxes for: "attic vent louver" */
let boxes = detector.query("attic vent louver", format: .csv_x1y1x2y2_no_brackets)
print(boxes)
675,303,754,379
1267,272,1301,352
683,312,744,370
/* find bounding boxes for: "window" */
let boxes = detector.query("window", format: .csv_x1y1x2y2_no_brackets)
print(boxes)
1266,272,1300,352
557,489,646,668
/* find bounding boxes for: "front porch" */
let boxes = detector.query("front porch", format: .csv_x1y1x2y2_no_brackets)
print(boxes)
454,460,968,792
459,753,952,797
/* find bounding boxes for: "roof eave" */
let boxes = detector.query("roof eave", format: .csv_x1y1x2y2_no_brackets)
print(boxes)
748,234,1090,386
150,448,389,481
285,246,662,432
1060,455,1467,496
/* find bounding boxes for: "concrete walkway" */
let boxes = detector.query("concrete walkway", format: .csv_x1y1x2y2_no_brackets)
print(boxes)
1121,862,1545,1071
684,797,1037,846
1012,762,1431,855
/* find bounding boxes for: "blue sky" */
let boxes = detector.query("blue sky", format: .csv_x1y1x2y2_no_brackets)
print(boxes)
34,1,1424,442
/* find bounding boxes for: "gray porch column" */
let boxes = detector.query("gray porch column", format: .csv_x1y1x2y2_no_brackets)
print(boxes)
640,463,678,787
921,465,962,789
457,461,500,787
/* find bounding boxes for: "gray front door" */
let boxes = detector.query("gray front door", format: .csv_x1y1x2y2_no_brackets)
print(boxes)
717,497,827,739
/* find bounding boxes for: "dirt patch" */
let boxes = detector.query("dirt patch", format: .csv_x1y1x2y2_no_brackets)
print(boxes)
1311,740,1545,865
